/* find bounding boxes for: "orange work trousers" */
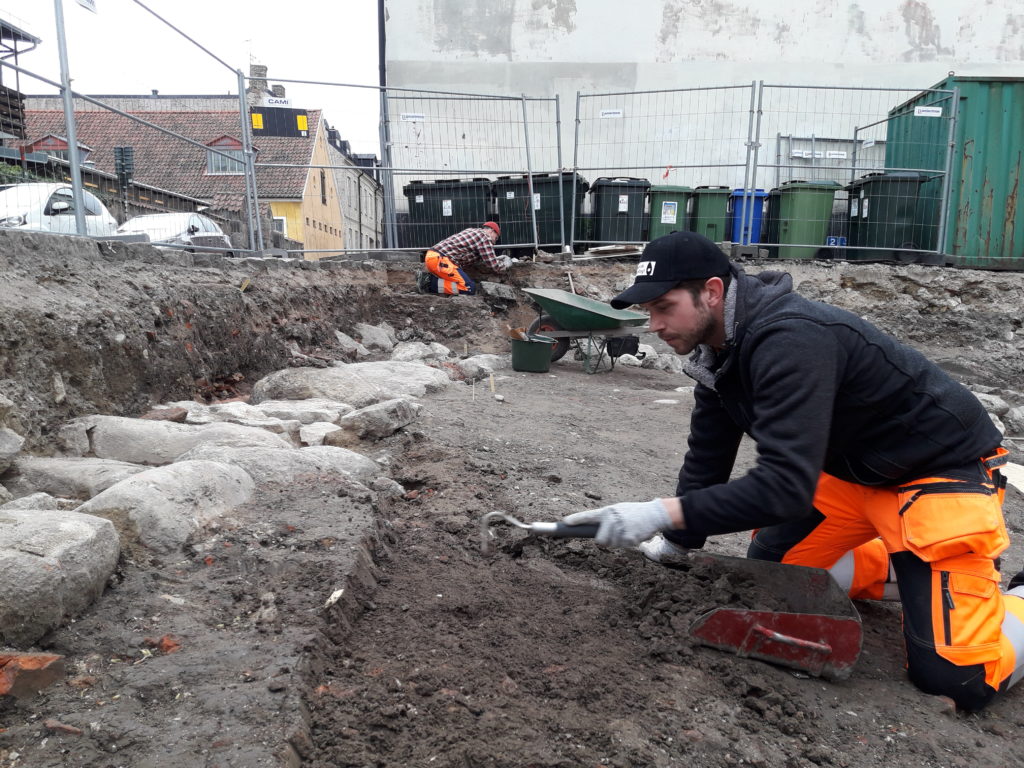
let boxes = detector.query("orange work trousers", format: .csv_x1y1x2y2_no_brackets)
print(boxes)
748,449,1024,710
424,250,476,295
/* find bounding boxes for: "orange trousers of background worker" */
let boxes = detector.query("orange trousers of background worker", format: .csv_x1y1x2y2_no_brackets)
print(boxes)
423,250,476,295
747,450,1024,710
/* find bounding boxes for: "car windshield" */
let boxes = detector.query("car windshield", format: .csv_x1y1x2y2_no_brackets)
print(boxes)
117,214,193,236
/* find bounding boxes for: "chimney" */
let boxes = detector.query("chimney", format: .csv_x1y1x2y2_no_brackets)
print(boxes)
249,64,268,92
151,89,159,96
271,84,286,98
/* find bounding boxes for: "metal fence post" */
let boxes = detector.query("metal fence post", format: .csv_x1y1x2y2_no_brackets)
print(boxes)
236,69,262,252
54,0,86,235
745,81,765,246
555,94,565,251
570,92,582,252
520,95,539,254
935,87,960,258
379,87,399,249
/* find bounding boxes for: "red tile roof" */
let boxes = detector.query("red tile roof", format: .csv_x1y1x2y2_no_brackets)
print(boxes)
23,109,322,202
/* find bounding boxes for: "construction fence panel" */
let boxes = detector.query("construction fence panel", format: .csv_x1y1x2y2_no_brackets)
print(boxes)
573,85,756,248
753,84,957,263
384,89,560,254
0,58,254,254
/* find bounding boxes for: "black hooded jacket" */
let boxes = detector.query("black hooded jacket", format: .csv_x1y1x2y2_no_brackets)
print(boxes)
674,267,1001,546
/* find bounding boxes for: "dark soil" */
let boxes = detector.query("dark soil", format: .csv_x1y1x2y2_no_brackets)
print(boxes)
304,366,1024,768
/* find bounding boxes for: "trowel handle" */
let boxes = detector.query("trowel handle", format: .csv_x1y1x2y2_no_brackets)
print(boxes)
529,522,600,539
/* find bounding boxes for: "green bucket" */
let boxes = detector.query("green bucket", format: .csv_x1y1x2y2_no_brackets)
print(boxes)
511,334,557,373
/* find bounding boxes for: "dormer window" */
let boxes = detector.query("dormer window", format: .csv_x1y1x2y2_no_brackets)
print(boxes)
27,134,92,163
206,135,245,175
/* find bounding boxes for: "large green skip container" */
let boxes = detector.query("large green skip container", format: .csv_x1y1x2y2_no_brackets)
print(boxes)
402,178,492,248
884,76,1024,268
772,180,841,259
690,186,731,243
588,177,650,243
648,185,694,240
492,172,588,250
845,172,926,261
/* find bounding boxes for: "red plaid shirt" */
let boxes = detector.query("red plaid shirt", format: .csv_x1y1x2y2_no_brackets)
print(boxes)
432,227,505,272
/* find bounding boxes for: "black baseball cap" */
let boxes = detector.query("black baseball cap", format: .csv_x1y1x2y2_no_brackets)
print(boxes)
610,231,731,309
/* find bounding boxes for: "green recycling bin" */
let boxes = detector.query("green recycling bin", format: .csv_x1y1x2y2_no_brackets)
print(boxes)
402,178,492,249
648,185,694,240
772,180,841,259
588,177,650,243
690,186,731,243
492,172,588,251
845,172,927,261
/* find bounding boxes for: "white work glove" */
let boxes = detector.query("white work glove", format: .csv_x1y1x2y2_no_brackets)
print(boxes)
562,499,672,548
497,254,514,271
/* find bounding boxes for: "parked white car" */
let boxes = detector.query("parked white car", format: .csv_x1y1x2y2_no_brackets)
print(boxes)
0,183,119,237
117,212,234,255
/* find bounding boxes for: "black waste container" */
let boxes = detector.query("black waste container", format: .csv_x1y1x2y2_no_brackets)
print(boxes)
402,178,492,249
492,172,589,252
845,172,927,261
587,177,650,243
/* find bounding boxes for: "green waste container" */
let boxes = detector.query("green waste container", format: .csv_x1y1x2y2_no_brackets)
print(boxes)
511,334,557,373
690,186,731,243
402,178,492,249
772,180,841,259
763,188,782,256
492,172,588,251
588,177,650,243
647,185,694,240
845,172,927,261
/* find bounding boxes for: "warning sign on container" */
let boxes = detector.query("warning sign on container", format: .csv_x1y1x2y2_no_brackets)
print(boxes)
660,201,678,224
914,106,943,118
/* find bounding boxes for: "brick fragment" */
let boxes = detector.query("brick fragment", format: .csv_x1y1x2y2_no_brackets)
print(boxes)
0,653,66,699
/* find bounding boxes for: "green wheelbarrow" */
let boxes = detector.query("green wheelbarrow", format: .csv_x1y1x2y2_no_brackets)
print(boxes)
521,287,649,373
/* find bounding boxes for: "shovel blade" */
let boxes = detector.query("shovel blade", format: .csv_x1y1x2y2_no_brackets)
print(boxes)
687,553,863,680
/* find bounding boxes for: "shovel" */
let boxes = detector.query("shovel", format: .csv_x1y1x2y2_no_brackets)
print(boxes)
479,512,862,680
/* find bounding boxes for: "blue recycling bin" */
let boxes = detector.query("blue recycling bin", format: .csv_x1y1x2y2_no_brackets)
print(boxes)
729,188,769,245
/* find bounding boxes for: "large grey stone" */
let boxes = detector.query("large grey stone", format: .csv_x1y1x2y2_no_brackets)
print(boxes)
334,330,370,359
251,361,449,408
253,398,355,425
1002,406,1024,435
0,492,80,511
455,354,511,381
352,322,397,352
299,421,342,446
974,392,1010,417
0,426,25,473
174,444,380,485
2,456,147,500
57,415,292,466
0,509,120,647
76,461,255,553
331,398,422,442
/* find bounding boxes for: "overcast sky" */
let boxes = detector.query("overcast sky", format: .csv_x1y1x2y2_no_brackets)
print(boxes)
0,0,383,154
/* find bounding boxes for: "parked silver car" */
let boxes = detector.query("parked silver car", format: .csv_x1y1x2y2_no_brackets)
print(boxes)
117,212,234,255
0,183,119,236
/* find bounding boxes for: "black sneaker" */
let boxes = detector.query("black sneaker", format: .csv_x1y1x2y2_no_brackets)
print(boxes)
417,271,433,293
1009,569,1024,591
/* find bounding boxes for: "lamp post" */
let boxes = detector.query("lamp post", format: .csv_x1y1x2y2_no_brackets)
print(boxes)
54,0,87,234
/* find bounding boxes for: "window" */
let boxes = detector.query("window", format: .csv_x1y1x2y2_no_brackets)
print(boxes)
272,217,286,236
320,170,327,205
207,148,244,175
205,136,245,175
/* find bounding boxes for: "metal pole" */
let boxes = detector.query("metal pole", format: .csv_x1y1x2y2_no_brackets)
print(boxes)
555,94,566,251
237,70,262,251
935,87,959,258
379,87,399,249
521,95,539,255
54,0,86,235
739,81,758,246
571,91,582,249
747,82,765,246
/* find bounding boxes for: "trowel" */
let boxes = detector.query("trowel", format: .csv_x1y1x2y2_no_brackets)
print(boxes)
479,511,862,680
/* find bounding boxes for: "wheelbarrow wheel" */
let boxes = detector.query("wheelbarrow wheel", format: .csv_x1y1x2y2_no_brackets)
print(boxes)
527,315,570,362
